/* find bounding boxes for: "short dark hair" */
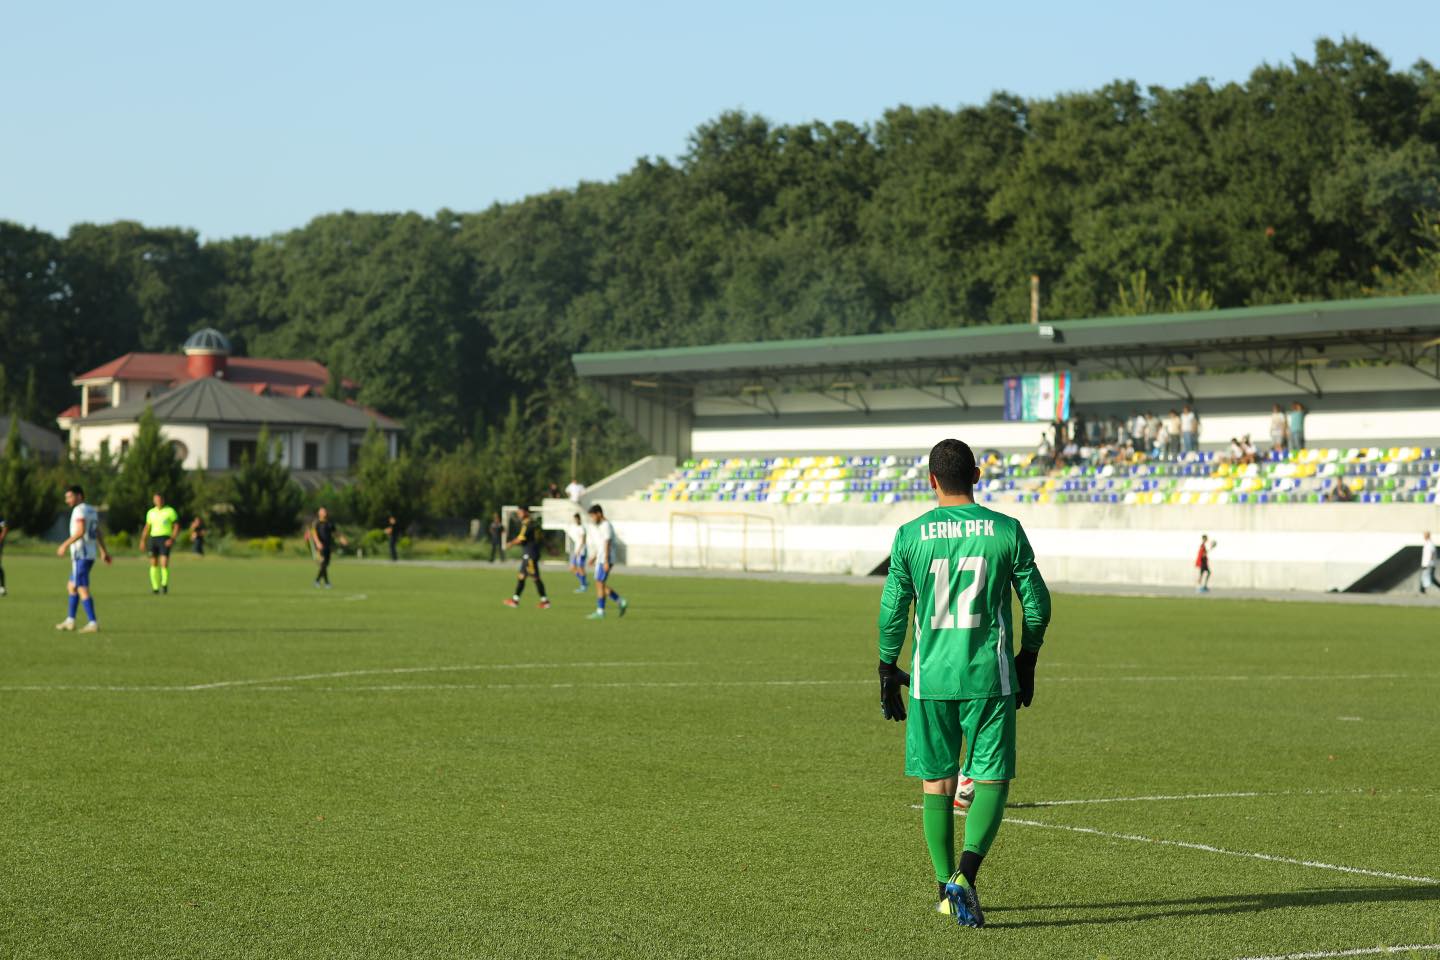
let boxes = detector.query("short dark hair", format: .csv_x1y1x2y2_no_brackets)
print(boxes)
588,504,603,516
928,439,977,495
66,484,84,498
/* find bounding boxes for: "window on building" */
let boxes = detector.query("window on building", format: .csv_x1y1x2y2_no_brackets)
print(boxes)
349,443,361,467
228,439,258,466
119,438,130,456
304,442,319,470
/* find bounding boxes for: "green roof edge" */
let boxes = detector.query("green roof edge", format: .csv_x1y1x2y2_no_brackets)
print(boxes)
572,292,1440,368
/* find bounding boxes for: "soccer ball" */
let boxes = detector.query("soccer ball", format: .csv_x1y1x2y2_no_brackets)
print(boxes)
953,777,975,810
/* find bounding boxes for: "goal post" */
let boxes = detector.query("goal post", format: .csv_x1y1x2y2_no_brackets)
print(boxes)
669,512,778,572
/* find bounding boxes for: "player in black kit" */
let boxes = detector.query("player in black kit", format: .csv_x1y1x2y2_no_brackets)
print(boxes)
306,507,349,588
503,505,550,610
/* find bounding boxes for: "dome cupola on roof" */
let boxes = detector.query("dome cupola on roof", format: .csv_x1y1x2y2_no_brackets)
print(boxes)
183,328,231,379
183,328,232,355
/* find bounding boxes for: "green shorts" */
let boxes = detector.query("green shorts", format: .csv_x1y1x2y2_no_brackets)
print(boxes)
904,695,1016,781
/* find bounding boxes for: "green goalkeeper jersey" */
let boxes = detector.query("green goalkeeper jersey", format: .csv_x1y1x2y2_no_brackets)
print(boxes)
877,502,1051,700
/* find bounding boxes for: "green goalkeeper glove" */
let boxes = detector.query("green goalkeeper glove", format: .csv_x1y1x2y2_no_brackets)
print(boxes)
878,660,911,722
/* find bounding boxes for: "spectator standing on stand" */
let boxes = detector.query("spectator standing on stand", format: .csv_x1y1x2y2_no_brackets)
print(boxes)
1288,402,1308,452
565,477,586,503
1269,404,1288,454
1164,410,1182,458
1180,405,1200,456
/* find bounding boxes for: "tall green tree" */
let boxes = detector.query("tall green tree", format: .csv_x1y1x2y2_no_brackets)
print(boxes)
350,424,428,529
228,427,303,537
108,407,189,533
0,415,59,534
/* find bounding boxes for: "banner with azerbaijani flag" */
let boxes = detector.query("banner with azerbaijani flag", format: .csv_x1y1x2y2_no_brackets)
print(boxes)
1002,372,1072,421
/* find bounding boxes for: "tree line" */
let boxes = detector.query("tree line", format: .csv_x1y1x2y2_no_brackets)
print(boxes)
2,37,1439,531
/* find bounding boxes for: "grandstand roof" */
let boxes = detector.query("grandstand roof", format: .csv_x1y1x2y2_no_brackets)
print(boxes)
573,294,1440,384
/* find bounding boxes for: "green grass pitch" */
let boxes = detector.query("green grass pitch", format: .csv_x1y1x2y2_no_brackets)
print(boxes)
0,553,1437,959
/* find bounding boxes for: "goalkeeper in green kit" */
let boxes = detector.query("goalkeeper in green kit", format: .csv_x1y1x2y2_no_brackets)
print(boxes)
876,438,1051,928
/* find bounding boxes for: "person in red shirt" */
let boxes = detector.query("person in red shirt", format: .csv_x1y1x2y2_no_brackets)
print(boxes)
1196,534,1216,593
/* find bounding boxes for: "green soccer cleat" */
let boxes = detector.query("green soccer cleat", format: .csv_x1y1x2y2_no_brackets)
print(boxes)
617,597,628,617
944,871,984,928
586,611,605,620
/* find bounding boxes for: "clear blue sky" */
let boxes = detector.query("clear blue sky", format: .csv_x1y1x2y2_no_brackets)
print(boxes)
3,0,1435,240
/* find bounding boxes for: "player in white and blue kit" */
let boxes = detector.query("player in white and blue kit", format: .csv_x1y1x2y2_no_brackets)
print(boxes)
566,513,589,592
55,485,110,632
585,503,627,620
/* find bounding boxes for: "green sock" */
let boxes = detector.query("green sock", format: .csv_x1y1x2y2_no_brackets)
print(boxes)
962,781,1009,857
149,566,160,590
161,567,170,587
922,792,955,883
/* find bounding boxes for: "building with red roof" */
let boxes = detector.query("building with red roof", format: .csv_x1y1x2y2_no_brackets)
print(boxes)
59,329,399,473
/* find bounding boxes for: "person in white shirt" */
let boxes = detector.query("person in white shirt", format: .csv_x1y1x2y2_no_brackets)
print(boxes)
1421,531,1436,595
565,478,586,503
55,485,111,632
566,512,589,593
585,503,628,620
1180,405,1200,456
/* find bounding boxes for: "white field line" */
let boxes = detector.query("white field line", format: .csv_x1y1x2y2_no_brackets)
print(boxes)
911,788,1430,812
0,661,697,693
1011,789,1355,808
1,670,1430,694
1232,946,1440,960
997,814,1439,885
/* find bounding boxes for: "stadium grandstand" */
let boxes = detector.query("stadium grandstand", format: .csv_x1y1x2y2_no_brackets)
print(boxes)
548,294,1440,593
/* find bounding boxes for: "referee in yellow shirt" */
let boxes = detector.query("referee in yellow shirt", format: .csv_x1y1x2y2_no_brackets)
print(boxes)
141,492,180,595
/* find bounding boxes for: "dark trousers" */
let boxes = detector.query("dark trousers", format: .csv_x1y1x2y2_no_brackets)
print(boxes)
316,550,332,583
389,537,399,562
489,537,502,562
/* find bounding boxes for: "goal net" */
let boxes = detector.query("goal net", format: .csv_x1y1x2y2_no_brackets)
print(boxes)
669,512,778,572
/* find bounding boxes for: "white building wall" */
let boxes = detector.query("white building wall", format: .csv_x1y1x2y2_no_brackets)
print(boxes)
73,422,211,470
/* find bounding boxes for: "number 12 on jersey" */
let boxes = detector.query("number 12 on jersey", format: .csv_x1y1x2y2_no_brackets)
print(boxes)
929,556,988,630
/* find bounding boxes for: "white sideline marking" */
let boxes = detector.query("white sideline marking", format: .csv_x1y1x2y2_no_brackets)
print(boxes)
999,814,1439,885
913,788,1426,812
184,661,695,691
1,670,1428,694
0,661,696,693
1232,945,1440,960
1013,790,1350,807
1045,673,1429,683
